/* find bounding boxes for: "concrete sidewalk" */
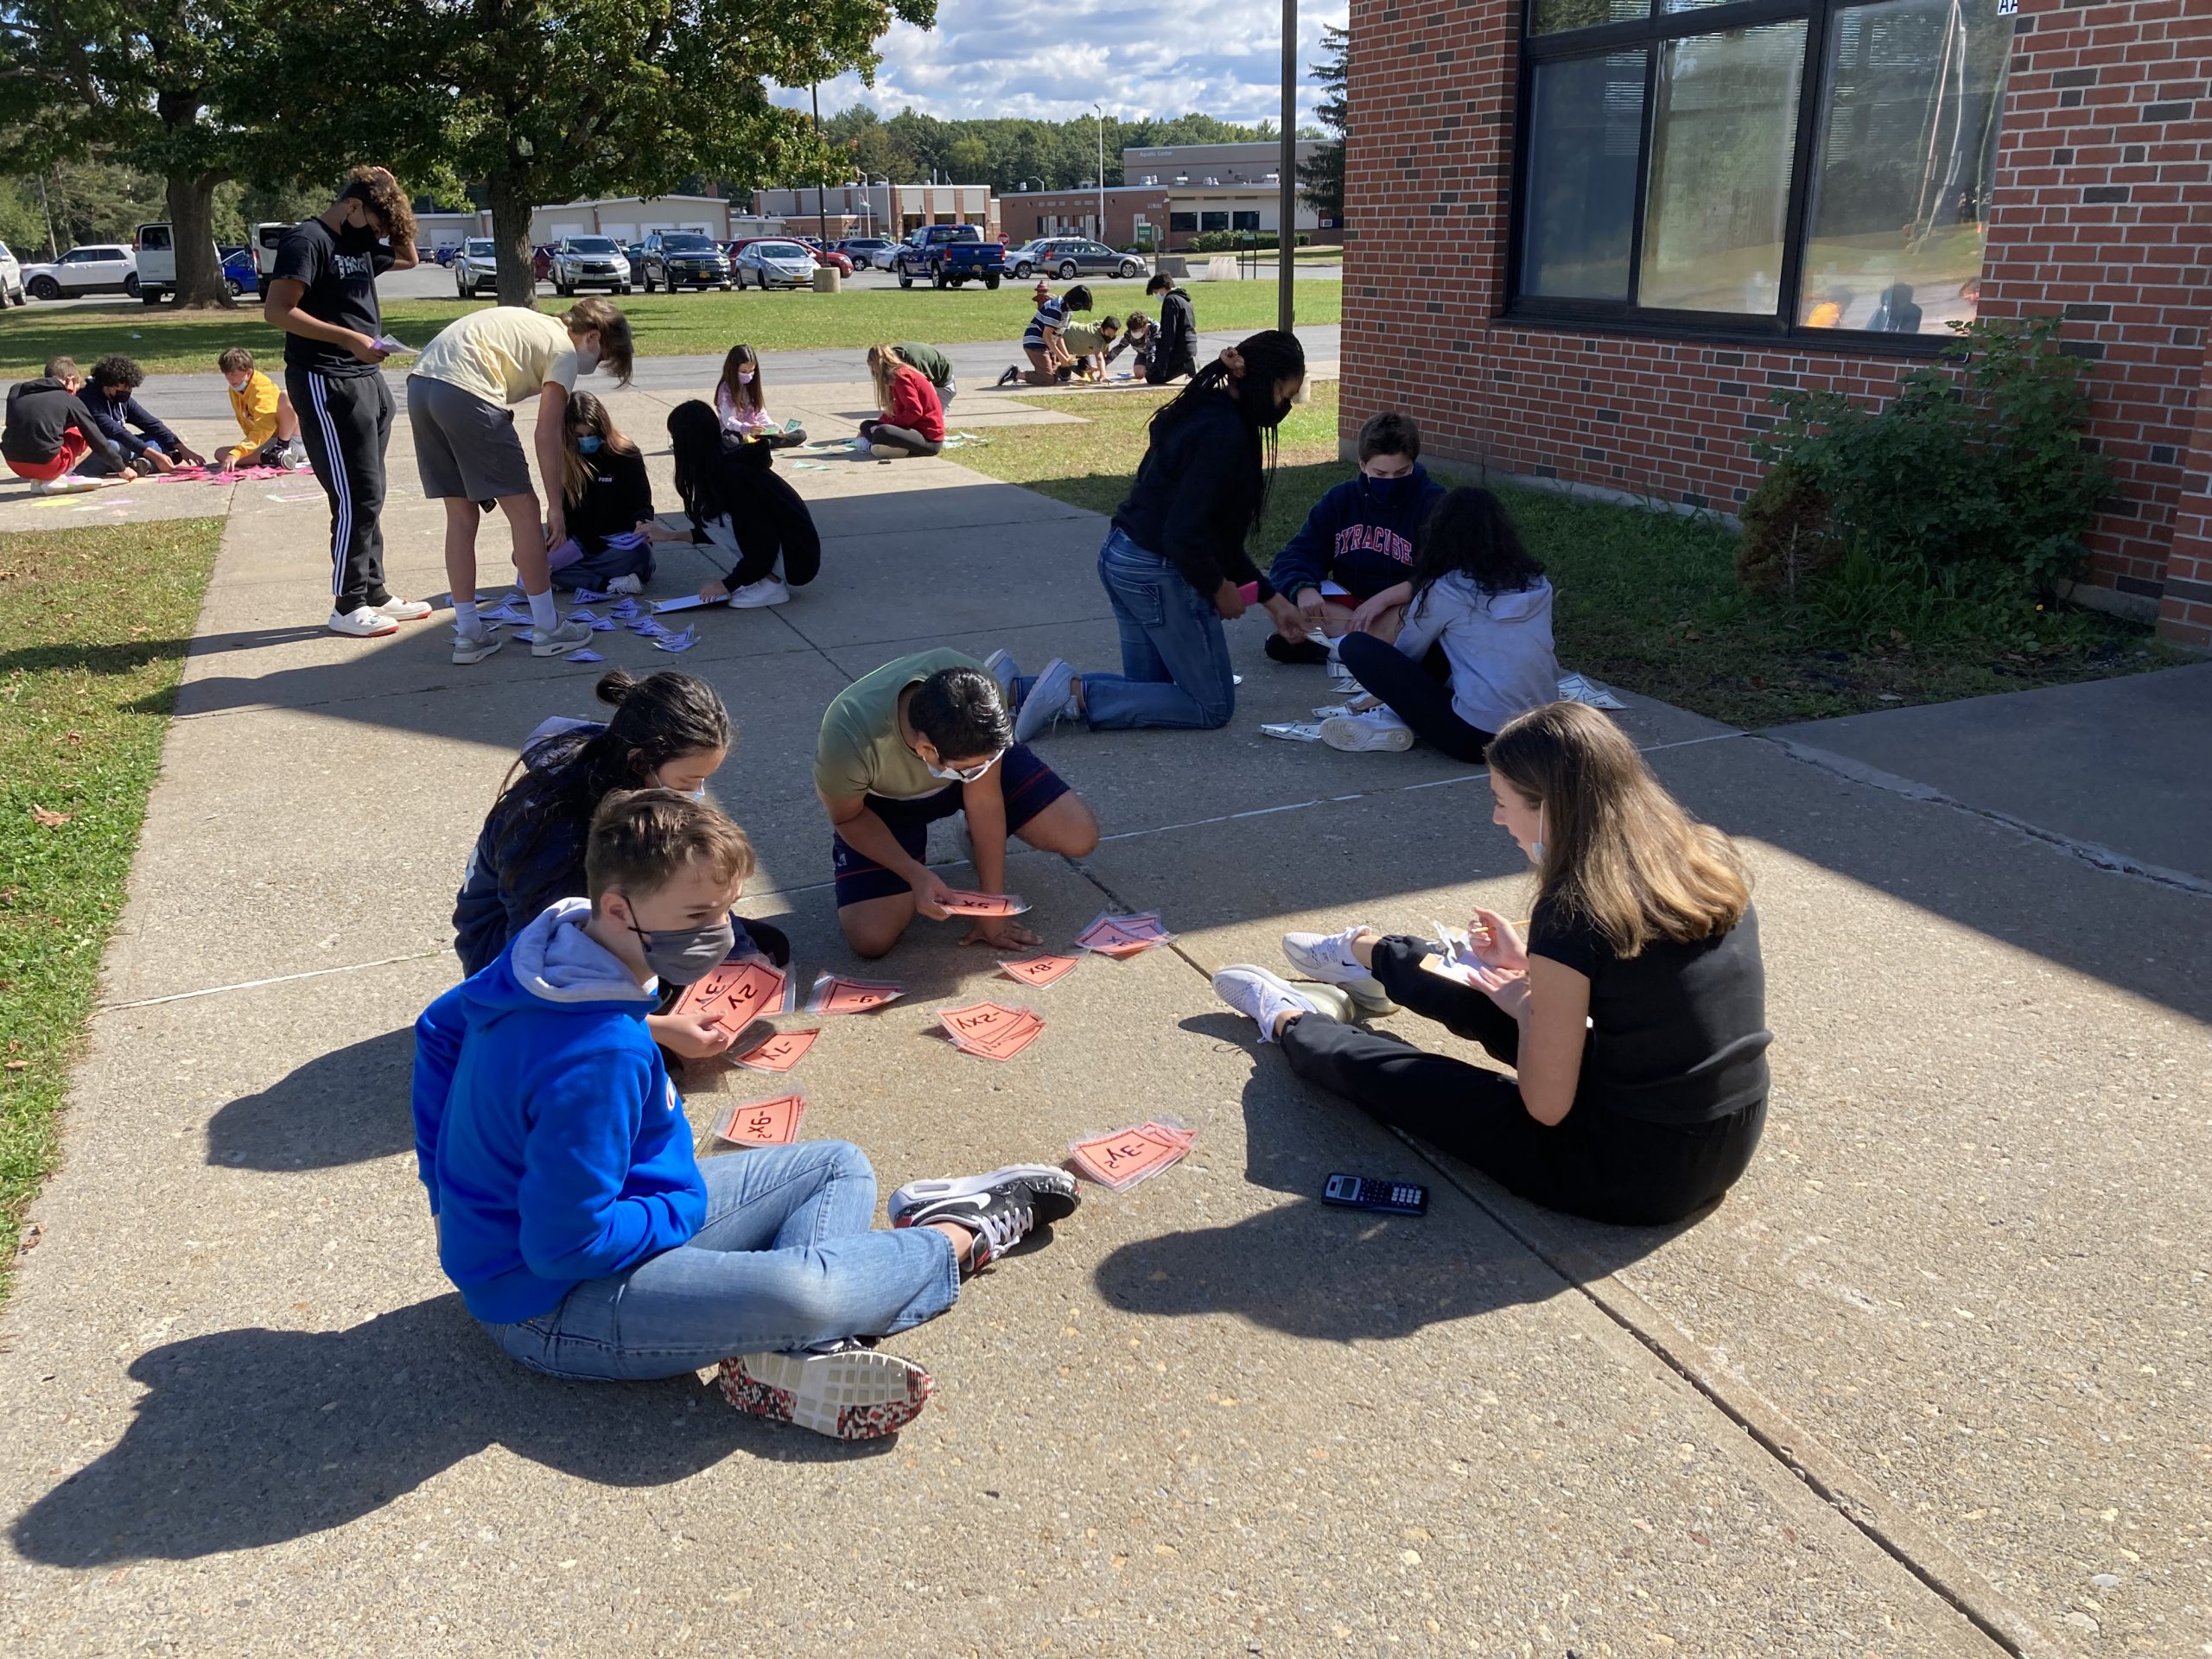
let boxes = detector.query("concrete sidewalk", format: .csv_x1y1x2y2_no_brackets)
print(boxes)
1,370,2206,1657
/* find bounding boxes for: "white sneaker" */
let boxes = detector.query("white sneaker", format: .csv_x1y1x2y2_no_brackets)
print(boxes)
327,606,399,638
605,573,644,596
1014,658,1077,744
727,575,790,608
719,1348,932,1440
370,596,432,621
529,616,594,656
852,439,874,459
37,475,100,495
1211,966,1356,1041
1319,708,1414,753
282,442,309,469
982,648,1021,703
1281,926,1396,1015
452,627,504,665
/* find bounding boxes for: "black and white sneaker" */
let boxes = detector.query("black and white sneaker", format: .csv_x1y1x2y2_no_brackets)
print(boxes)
888,1164,1080,1271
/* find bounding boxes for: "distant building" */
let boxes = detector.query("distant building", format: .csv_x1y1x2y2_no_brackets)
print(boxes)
1001,143,1332,251
752,184,994,242
529,196,734,245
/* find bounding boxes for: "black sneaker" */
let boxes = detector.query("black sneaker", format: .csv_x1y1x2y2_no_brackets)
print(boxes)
995,365,1020,388
887,1165,1079,1271
1265,632,1331,666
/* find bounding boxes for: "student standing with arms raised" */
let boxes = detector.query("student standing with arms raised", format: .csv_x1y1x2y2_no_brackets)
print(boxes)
264,165,426,639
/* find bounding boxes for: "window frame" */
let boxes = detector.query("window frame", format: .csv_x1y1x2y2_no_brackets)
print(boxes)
1506,0,1993,356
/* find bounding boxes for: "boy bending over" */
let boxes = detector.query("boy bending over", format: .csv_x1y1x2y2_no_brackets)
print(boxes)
217,347,307,471
411,787,1079,1440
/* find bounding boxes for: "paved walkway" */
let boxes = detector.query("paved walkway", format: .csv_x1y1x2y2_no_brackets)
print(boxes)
1,367,2206,1657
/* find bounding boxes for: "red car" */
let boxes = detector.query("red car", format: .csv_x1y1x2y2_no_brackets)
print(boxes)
794,237,853,275
531,245,554,283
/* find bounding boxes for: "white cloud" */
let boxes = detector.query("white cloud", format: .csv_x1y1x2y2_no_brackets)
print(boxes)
772,0,1349,127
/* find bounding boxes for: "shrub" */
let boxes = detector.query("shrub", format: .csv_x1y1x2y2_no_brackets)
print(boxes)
1744,315,2112,597
1185,231,1313,252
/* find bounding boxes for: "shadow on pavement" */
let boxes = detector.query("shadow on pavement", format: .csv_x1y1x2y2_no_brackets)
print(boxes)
206,1027,419,1172
11,1294,890,1566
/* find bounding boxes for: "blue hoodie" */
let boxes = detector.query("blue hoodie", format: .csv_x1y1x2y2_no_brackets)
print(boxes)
411,898,707,1324
1269,465,1447,604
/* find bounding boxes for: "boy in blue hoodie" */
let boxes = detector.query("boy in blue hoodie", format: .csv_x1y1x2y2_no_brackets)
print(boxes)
1265,410,1446,664
411,786,1080,1440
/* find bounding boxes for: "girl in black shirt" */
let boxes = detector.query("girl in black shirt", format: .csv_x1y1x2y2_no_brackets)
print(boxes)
547,392,665,593
1214,699,1771,1225
666,399,823,608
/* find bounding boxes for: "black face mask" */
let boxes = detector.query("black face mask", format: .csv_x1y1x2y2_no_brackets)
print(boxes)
335,209,381,251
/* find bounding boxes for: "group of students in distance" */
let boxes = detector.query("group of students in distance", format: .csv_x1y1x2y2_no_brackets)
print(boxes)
415,319,1773,1442
0,348,311,489
995,273,1199,388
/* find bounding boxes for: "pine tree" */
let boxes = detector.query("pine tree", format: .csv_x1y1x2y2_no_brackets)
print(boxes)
1298,23,1348,226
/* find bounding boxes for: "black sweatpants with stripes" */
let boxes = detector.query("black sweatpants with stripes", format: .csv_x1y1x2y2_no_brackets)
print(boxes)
289,366,393,615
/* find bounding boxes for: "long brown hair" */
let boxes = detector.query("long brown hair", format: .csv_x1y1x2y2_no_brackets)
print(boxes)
719,343,763,413
561,390,638,505
561,296,633,385
1486,701,1750,958
865,341,910,410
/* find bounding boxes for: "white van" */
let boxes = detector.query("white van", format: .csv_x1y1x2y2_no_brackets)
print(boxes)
133,223,222,304
256,222,289,277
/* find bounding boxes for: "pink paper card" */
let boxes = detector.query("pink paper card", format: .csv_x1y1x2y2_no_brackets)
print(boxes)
937,1001,1046,1062
674,957,794,1027
1075,911,1172,958
1068,1120,1194,1191
937,889,1031,917
733,1027,821,1075
807,973,905,1015
999,953,1079,988
718,1092,806,1147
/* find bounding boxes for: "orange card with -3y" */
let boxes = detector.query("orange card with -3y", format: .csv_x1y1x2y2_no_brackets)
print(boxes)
734,1027,820,1075
719,1092,805,1147
938,1001,1046,1062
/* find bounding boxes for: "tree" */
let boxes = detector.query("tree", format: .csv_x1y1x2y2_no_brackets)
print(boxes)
1299,22,1347,226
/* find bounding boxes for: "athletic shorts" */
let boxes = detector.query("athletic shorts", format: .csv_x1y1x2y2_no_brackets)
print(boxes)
831,743,1070,908
407,374,532,500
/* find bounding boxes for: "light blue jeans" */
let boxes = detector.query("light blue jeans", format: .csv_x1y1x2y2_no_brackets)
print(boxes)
1065,527,1236,730
481,1140,959,1381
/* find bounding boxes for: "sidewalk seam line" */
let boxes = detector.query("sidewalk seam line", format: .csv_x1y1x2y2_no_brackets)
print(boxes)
97,950,446,1012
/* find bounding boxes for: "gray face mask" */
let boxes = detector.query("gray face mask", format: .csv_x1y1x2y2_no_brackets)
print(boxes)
626,914,734,986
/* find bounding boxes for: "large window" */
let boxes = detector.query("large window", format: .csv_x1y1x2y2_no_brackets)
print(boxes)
1511,0,2013,344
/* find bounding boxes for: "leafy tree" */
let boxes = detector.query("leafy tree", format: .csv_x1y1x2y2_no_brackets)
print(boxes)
1299,23,1346,224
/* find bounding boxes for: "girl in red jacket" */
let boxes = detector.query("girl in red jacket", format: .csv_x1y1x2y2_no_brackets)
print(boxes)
860,343,944,458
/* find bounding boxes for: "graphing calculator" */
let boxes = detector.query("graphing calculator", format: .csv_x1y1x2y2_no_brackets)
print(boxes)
1322,1173,1429,1217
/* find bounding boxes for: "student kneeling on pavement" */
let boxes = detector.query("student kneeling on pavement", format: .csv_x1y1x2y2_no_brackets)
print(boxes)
413,786,1081,1440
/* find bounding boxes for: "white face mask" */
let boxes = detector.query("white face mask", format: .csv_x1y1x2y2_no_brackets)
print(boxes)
226,378,248,393
574,338,601,374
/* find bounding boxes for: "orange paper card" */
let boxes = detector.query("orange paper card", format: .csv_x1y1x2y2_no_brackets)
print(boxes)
1076,912,1171,957
807,973,906,1015
938,889,1031,917
734,1027,820,1074
938,1000,1046,1062
999,953,1079,988
1068,1122,1192,1190
719,1091,805,1147
675,957,791,1028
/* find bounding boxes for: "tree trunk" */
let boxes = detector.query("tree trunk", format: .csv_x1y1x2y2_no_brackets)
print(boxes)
167,172,232,308
486,167,538,308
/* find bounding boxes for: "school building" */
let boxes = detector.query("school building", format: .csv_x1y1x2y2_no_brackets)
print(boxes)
1001,143,1333,251
750,184,996,243
1338,0,2212,648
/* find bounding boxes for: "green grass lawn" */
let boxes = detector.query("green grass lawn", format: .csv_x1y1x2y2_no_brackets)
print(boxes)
0,517,223,1293
956,381,2172,727
0,281,1343,380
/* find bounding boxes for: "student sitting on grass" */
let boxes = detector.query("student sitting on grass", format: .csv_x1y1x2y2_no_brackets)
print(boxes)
859,342,945,457
998,283,1093,387
416,785,1082,1440
1214,700,1770,1228
2,357,137,493
816,651,1099,958
1264,410,1446,664
547,391,671,595
713,343,804,445
74,354,205,475
667,399,822,609
452,668,788,1062
216,347,308,471
1321,486,1558,758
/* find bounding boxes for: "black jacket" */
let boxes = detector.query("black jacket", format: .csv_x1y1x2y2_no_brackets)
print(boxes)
1153,287,1197,368
1111,391,1274,601
2,378,125,469
563,447,653,556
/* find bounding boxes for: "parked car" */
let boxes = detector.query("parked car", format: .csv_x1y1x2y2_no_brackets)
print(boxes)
836,237,896,270
454,238,499,296
254,220,290,277
1024,238,1147,280
812,245,854,276
890,224,1007,289
623,241,646,272
732,238,819,290
1004,239,1046,277
432,245,458,266
640,230,732,292
22,244,137,301
550,235,632,296
221,247,259,298
0,240,24,307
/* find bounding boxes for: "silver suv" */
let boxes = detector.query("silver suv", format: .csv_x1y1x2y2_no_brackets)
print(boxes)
454,238,499,297
551,235,631,296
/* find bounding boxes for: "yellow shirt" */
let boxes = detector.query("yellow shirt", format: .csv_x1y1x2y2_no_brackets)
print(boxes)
411,308,581,406
225,369,281,462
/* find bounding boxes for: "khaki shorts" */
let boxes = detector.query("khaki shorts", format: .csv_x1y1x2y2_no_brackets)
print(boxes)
407,374,533,500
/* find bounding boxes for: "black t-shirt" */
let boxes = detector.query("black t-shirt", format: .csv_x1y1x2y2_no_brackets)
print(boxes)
564,447,654,553
272,217,393,378
1529,897,1771,1125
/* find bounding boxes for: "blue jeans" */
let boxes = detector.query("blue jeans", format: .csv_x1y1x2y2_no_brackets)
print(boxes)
480,1141,958,1381
1058,528,1236,731
75,438,162,477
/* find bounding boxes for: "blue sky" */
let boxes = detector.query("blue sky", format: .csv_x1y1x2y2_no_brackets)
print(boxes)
772,0,1350,126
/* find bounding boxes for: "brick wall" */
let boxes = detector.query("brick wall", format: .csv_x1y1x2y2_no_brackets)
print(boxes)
1340,0,2212,647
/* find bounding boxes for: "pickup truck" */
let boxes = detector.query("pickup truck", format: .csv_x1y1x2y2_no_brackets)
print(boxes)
891,225,1007,290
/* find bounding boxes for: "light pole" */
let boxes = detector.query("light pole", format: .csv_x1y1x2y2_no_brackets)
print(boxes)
1279,0,1296,332
1092,104,1106,241
810,80,830,249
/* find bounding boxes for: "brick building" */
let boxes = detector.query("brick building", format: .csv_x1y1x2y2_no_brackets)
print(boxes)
1338,0,2212,648
1001,143,1332,251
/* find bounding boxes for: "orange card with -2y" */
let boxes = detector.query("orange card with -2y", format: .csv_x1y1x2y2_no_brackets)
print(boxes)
734,1027,820,1075
999,953,1079,988
718,1091,806,1147
938,1001,1046,1062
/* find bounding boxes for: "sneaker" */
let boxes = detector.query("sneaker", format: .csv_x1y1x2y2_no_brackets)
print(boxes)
982,648,1022,704
1211,964,1357,1040
888,1165,1080,1272
451,627,504,665
1319,709,1415,753
727,575,790,608
528,616,594,657
37,475,101,495
327,605,399,638
717,1348,932,1440
852,439,874,459
1282,926,1396,1015
368,595,432,621
605,573,644,596
1014,658,1077,745
995,365,1020,388
1265,633,1331,666
282,442,309,469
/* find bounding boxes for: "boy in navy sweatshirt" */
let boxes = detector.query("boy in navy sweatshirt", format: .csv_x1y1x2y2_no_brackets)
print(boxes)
411,786,1078,1440
74,354,205,476
1265,410,1446,664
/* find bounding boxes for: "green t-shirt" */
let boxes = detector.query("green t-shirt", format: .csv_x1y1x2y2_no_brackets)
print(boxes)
815,647,982,803
893,341,951,387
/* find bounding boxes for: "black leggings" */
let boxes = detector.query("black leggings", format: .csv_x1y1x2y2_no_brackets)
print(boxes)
712,460,822,590
860,419,941,458
1278,937,1764,1225
1336,632,1492,764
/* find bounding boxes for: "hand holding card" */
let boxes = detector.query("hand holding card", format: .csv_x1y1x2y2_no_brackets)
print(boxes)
937,890,1031,918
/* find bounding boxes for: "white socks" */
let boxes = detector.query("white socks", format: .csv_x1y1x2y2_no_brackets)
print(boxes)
453,598,480,632
526,588,558,632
